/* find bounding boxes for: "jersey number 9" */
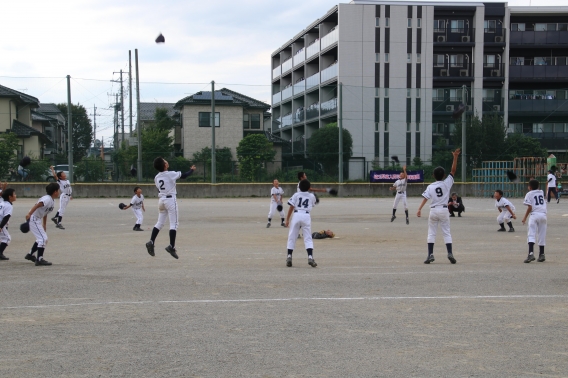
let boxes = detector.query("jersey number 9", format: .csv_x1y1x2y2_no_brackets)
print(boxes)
436,188,443,197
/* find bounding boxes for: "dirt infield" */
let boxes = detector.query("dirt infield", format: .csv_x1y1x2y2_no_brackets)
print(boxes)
1,197,567,377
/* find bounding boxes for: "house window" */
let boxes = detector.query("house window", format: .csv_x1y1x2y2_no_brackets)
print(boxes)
484,55,496,67
417,18,422,28
434,54,445,67
243,114,249,129
450,54,464,67
450,20,464,33
251,114,261,129
434,20,445,32
484,20,496,33
199,112,220,127
407,19,412,28
511,23,525,31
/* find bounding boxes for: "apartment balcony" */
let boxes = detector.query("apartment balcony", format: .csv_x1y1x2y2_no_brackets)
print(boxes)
482,63,505,78
293,108,304,124
320,98,338,116
306,72,320,90
272,91,281,105
483,28,506,43
306,103,320,120
481,97,504,112
433,28,475,44
293,79,305,96
306,39,320,59
321,27,338,51
294,48,305,67
510,31,568,46
282,58,293,74
282,85,293,101
273,65,281,80
273,117,281,129
509,98,568,114
321,63,338,83
281,113,293,128
433,63,475,80
509,65,568,81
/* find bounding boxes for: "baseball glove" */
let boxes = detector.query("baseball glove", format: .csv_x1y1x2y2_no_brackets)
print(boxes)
314,193,320,204
20,220,30,233
119,203,126,210
326,188,338,196
506,170,519,183
276,203,283,212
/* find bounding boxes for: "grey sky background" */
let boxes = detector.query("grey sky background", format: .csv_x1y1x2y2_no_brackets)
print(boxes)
0,0,562,143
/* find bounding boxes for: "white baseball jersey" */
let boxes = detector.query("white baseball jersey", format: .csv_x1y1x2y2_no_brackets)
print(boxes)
58,179,72,195
271,187,284,203
155,171,182,197
524,190,547,214
495,197,515,212
547,173,557,187
296,182,301,193
422,174,454,207
0,201,13,227
288,191,317,212
393,178,407,192
130,194,144,210
32,195,55,219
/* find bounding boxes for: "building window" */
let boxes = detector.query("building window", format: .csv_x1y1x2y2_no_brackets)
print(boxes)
510,57,524,66
385,18,390,27
407,53,411,63
385,53,389,62
434,54,444,67
434,20,445,32
508,123,522,133
433,88,444,101
484,20,496,33
384,88,389,97
511,23,525,31
451,20,464,32
484,54,496,68
375,53,380,63
416,122,420,132
416,88,421,97
417,18,422,28
535,57,552,66
384,122,389,132
375,88,380,97
407,123,411,132
416,53,421,63
407,89,411,97
450,54,464,67
199,112,220,127
407,18,412,28
449,88,463,101
375,122,380,132
243,114,249,129
251,114,261,129
375,17,380,27
483,89,495,102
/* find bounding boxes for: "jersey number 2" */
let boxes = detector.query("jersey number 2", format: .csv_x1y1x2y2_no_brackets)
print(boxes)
435,188,443,197
159,180,165,191
297,198,309,208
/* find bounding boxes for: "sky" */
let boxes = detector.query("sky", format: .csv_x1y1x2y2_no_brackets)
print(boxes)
0,0,563,144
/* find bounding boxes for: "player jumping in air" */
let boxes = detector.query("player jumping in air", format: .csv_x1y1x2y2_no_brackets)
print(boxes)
522,179,547,263
417,148,461,264
494,190,516,232
267,179,285,228
25,183,60,266
145,158,196,259
389,165,409,225
285,179,318,268
121,186,145,231
50,166,72,230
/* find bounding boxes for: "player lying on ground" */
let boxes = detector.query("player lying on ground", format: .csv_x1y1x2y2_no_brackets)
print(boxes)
312,230,335,239
494,189,516,232
522,179,547,263
285,179,318,268
389,165,409,225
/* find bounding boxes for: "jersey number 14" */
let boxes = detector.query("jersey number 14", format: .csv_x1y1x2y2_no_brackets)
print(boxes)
297,198,309,208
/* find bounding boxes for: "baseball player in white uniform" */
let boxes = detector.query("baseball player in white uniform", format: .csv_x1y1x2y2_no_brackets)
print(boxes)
122,186,145,231
145,157,196,259
267,179,285,228
25,183,60,266
546,170,559,204
0,182,7,201
50,166,72,230
417,148,461,264
494,190,516,232
389,165,409,224
522,179,548,263
0,188,16,260
285,179,318,268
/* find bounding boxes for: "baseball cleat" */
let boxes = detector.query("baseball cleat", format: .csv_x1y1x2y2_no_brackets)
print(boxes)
447,253,456,264
0,254,9,260
51,216,58,225
281,222,286,227
286,256,292,267
266,222,271,228
391,215,396,222
308,258,317,267
25,253,36,263
537,254,546,262
424,254,435,264
449,214,455,217
133,225,138,231
508,228,515,232
406,218,409,225
56,224,65,229
497,228,506,232
165,245,179,259
145,241,155,257
557,197,560,204
35,259,52,266
524,254,535,263
458,213,462,217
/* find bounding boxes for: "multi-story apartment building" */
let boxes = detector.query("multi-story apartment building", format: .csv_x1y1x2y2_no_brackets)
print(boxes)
270,1,568,179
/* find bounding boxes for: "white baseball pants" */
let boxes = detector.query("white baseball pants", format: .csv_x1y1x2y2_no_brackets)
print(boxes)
0,227,11,245
30,216,48,248
58,194,70,216
497,210,513,224
287,212,313,250
268,202,285,219
527,213,547,246
132,208,144,225
155,197,178,231
427,207,452,244
393,192,407,210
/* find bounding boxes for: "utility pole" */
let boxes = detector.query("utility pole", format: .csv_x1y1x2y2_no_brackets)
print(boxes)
129,50,133,135
461,85,467,183
66,75,74,183
114,93,119,150
135,49,142,181
120,69,125,147
211,80,216,184
338,82,343,183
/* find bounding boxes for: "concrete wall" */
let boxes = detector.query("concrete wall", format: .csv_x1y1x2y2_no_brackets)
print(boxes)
6,182,480,199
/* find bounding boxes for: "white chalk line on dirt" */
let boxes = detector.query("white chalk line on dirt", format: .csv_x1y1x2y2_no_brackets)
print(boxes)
3,294,567,310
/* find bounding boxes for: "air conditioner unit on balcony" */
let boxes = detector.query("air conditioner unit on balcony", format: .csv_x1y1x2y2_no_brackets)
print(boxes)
459,69,469,76
495,36,504,42
492,105,501,111
440,69,449,76
437,36,446,42
446,105,454,111
461,36,471,42
491,70,501,77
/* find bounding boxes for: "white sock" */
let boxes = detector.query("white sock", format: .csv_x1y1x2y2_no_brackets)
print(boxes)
287,254,291,258
308,255,313,259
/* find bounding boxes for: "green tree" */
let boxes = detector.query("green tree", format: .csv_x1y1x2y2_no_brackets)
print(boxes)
306,123,353,175
236,134,276,181
0,132,20,179
154,107,176,132
56,103,93,162
503,133,547,159
192,146,233,174
75,156,106,182
432,137,453,169
453,114,507,169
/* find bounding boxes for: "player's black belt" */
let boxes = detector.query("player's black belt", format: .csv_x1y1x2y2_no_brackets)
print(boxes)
166,195,172,198
431,205,447,208
294,210,309,214
398,191,405,194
